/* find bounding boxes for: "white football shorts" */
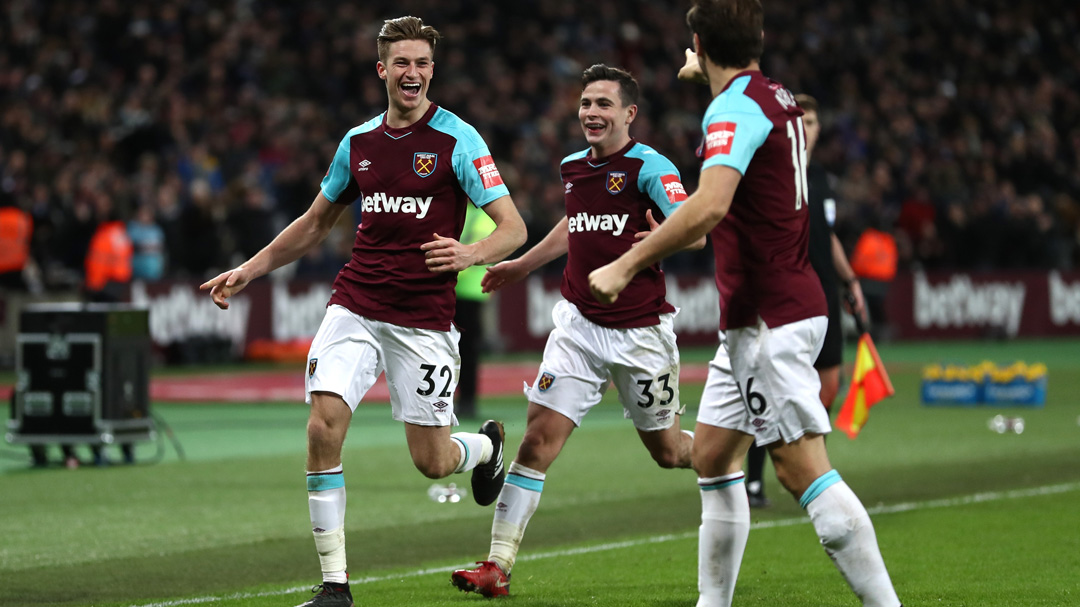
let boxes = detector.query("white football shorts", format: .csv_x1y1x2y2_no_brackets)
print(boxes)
696,315,830,445
305,304,461,427
525,300,684,431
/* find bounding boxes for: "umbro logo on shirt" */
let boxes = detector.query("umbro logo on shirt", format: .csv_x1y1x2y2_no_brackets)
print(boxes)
357,159,372,171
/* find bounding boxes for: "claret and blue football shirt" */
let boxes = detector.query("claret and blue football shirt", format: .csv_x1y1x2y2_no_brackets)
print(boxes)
320,103,510,331
700,71,827,330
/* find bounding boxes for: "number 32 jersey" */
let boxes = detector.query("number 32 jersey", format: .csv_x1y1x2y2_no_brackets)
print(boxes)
701,71,826,330
319,104,509,331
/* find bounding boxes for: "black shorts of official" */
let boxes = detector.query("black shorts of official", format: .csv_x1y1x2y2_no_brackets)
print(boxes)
814,286,843,370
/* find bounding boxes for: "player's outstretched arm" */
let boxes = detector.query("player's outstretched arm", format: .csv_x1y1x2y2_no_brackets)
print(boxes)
423,196,526,273
482,216,569,293
200,192,346,309
634,209,707,251
590,165,739,304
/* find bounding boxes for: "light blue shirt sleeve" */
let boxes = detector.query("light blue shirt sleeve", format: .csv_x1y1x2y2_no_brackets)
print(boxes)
700,78,773,175
627,144,685,218
319,135,353,203
319,117,381,203
430,109,510,207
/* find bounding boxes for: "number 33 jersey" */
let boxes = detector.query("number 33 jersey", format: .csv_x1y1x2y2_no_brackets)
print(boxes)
700,71,826,331
320,104,510,331
560,140,687,329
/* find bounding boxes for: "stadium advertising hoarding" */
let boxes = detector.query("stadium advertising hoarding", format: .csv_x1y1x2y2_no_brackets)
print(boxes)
117,270,1080,355
128,280,329,356
498,270,1080,348
888,270,1080,339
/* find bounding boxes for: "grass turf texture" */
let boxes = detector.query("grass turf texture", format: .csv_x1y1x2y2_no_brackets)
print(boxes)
1,338,1078,607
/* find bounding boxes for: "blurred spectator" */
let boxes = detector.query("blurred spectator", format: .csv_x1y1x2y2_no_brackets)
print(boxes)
226,185,276,263
84,212,132,302
850,223,898,342
0,199,34,290
128,204,166,281
0,0,1078,283
173,178,225,278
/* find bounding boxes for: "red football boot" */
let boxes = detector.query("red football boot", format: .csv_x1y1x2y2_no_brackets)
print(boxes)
451,560,511,597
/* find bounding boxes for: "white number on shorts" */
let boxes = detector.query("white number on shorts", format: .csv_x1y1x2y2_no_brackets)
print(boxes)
418,363,453,398
635,373,673,408
740,377,768,415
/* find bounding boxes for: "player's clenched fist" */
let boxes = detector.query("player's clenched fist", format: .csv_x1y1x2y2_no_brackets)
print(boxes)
588,262,632,305
200,267,254,310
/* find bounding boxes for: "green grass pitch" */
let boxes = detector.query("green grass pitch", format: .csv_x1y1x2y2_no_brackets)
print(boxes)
1,339,1079,607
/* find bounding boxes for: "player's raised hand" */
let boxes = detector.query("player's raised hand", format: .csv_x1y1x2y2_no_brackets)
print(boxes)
588,261,632,305
678,48,708,84
632,209,662,246
481,259,528,293
200,266,254,310
422,233,477,273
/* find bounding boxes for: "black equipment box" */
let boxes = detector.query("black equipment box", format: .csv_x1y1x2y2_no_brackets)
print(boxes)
7,303,155,446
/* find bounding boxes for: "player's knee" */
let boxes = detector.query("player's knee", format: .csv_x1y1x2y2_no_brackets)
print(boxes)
306,416,334,449
690,440,729,477
516,428,556,463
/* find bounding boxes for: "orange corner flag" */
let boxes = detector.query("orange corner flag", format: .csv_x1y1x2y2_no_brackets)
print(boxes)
836,333,895,439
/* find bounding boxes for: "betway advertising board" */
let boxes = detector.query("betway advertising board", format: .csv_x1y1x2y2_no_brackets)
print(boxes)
498,270,1080,347
121,270,1080,354
888,271,1080,339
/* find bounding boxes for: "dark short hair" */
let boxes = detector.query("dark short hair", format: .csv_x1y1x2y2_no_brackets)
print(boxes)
794,93,819,114
686,0,763,69
377,16,441,63
581,64,639,107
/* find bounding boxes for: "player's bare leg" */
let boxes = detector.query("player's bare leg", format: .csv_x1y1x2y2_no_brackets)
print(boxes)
403,419,504,506
692,422,755,607
486,404,574,570
818,365,841,412
769,434,901,607
403,424,467,479
637,423,693,469
302,393,354,607
453,403,574,596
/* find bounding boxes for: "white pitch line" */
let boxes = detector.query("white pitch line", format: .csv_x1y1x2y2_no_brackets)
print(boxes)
126,481,1080,607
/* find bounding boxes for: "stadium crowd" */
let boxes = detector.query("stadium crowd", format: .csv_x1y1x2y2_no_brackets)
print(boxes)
2,0,1079,292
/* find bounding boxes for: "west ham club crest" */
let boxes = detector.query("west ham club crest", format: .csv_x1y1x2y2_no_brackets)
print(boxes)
414,152,438,178
538,372,555,392
607,171,627,194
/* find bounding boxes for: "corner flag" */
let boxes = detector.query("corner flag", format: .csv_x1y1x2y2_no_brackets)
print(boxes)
836,295,895,439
